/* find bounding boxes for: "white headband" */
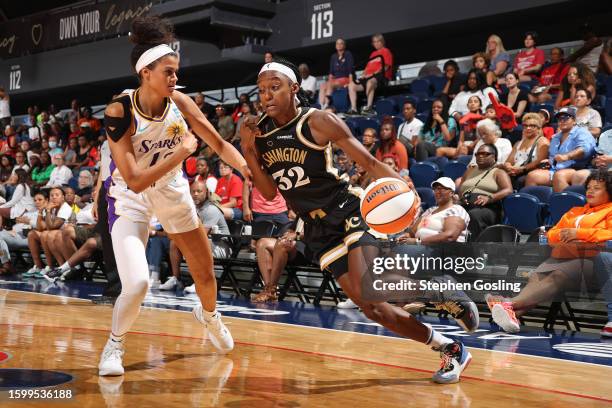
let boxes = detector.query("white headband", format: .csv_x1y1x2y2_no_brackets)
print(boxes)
135,44,175,73
259,62,298,83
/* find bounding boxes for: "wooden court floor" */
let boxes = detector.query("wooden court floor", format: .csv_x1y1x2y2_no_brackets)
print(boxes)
0,289,611,408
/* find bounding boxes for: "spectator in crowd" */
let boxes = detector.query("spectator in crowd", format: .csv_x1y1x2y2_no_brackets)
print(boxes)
439,96,482,159
569,129,612,186
449,69,497,124
48,135,63,157
472,52,492,85
51,122,66,143
214,105,234,142
23,187,73,278
500,72,529,120
68,123,80,140
166,180,232,292
538,109,555,140
531,47,570,104
46,153,73,187
334,151,355,177
194,92,214,119
415,99,456,159
566,23,604,73
501,113,550,189
77,107,101,134
440,60,463,104
381,154,399,172
264,51,274,63
469,119,513,166
361,127,378,156
555,62,596,109
484,104,498,122
0,155,14,186
298,64,317,102
0,87,11,128
600,38,612,75
348,33,393,115
2,125,18,157
31,152,54,187
349,162,373,189
399,177,470,244
12,150,30,175
459,143,513,239
231,93,250,123
574,87,602,139
524,107,596,192
75,135,97,169
233,102,255,145
64,137,79,169
487,170,611,333
397,101,423,157
375,117,408,171
75,169,94,206
64,99,80,124
217,160,245,220
20,140,34,164
319,38,354,109
0,169,34,227
194,156,217,192
486,34,511,85
63,187,80,217
513,31,545,82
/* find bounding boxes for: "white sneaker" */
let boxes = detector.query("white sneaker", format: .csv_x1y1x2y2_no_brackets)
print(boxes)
159,276,178,291
149,279,160,290
337,298,358,309
184,283,196,293
98,339,125,376
193,305,234,353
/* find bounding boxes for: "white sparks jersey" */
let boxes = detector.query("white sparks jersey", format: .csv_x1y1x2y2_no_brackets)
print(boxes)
110,88,188,188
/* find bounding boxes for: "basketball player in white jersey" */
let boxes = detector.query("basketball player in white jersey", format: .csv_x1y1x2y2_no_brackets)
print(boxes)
98,16,249,376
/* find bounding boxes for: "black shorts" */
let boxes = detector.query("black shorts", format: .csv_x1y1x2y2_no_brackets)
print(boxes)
301,192,371,279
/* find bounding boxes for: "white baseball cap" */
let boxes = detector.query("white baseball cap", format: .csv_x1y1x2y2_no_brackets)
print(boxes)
431,177,455,191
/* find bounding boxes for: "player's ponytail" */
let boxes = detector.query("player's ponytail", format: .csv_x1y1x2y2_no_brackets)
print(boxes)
129,16,177,74
271,57,311,108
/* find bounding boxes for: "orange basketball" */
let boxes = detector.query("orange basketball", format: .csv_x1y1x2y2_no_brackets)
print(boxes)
360,178,420,234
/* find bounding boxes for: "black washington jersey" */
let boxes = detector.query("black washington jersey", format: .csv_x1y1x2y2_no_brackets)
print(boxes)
255,107,354,216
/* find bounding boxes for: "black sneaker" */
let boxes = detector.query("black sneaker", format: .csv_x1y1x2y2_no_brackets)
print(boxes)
361,106,376,116
43,268,64,283
430,275,480,333
345,109,359,116
61,267,83,281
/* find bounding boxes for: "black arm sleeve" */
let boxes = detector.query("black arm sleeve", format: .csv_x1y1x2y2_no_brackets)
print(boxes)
104,94,133,142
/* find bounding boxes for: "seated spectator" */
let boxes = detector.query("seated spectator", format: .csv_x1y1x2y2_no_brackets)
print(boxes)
501,113,550,189
398,177,470,243
0,169,35,227
334,151,355,177
397,101,423,157
349,162,373,189
530,47,569,104
20,140,35,164
64,136,79,169
486,34,511,85
74,135,97,170
413,99,456,159
566,23,604,73
298,64,317,102
12,150,30,175
600,38,612,75
574,87,602,139
194,156,217,193
0,87,10,128
484,104,498,122
440,60,463,104
361,127,378,156
487,170,611,333
472,52,491,83
0,155,14,197
570,129,612,186
469,119,513,166
448,69,497,124
348,33,393,115
23,187,73,278
46,153,73,187
555,62,596,109
167,180,232,292
375,118,408,171
233,102,255,145
381,154,399,172
439,96,482,159
513,31,545,82
214,105,234,142
538,109,555,140
48,135,62,157
319,38,354,109
63,187,80,216
68,123,80,140
458,144,513,239
75,169,94,206
31,152,54,187
194,91,214,119
76,107,101,134
525,107,596,192
500,72,529,120
216,160,244,220
231,93,250,123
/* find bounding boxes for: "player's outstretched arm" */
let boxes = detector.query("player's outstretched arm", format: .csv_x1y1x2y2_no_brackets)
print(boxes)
172,91,250,178
105,100,197,193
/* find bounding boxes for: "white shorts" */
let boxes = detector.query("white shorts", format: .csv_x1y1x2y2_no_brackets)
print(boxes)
107,171,199,234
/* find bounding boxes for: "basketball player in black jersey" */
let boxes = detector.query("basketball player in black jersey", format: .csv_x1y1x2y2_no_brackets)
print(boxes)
240,59,477,384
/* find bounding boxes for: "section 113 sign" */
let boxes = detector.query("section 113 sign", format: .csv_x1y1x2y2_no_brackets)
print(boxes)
310,2,333,41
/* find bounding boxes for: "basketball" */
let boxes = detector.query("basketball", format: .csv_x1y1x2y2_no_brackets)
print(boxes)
360,177,420,234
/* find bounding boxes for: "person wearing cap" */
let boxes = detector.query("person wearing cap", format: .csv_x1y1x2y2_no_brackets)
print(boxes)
398,177,470,244
569,128,612,187
525,106,596,192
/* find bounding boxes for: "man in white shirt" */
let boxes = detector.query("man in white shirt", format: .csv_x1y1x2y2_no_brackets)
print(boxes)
299,64,317,102
397,100,423,158
46,153,73,187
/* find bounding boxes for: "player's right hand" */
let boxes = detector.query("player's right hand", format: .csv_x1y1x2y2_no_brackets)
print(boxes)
180,131,198,156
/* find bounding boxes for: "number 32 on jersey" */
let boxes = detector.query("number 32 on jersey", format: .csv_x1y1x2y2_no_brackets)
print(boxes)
272,166,311,190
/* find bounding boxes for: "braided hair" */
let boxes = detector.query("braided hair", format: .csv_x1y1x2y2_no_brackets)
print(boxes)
268,57,311,107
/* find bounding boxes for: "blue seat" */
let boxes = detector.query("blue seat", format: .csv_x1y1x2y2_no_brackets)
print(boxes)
416,187,436,210
344,117,360,138
391,116,403,130
354,117,380,135
428,76,447,96
416,99,433,114
456,155,472,166
410,79,431,95
410,162,440,188
68,176,79,190
331,88,349,113
374,98,397,116
503,193,545,233
531,103,555,116
549,191,587,225
442,161,468,181
416,112,429,123
424,156,449,170
519,186,553,204
563,184,587,196
408,158,417,169
605,76,612,97
605,99,612,124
